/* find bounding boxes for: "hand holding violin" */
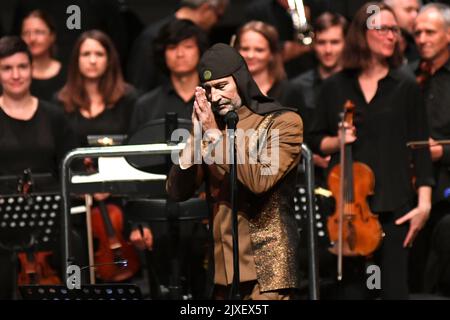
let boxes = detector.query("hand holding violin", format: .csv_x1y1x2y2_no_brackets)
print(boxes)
320,121,357,154
338,121,357,145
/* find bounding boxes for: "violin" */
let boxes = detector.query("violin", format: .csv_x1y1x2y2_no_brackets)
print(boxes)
327,100,384,278
18,250,61,285
82,157,140,282
91,201,140,282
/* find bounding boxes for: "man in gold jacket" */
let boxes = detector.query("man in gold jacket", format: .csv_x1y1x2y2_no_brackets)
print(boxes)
166,43,303,300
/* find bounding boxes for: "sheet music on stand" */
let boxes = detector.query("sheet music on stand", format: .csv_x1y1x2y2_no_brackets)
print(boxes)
19,284,142,300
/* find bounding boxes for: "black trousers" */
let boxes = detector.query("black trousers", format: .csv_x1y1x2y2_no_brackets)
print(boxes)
409,201,450,293
423,203,450,295
333,204,410,300
0,252,14,299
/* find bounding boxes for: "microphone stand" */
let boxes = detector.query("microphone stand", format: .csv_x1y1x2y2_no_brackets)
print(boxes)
225,111,240,300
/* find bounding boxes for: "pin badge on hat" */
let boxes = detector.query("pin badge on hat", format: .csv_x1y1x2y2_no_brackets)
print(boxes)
203,70,212,81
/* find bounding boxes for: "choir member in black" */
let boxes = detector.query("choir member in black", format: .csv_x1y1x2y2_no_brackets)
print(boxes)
309,2,434,299
292,12,347,187
0,36,75,299
411,3,450,295
130,19,209,132
292,12,347,111
384,0,421,63
57,30,138,148
126,0,228,93
21,10,65,101
11,0,127,69
235,20,307,121
56,30,148,265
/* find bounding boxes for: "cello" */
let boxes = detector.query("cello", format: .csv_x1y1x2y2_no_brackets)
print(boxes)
327,100,384,280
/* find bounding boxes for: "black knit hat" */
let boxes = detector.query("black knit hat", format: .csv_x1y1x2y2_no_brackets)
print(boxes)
198,43,243,82
198,43,295,115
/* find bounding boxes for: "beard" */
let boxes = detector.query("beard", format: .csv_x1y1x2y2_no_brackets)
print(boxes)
214,96,242,116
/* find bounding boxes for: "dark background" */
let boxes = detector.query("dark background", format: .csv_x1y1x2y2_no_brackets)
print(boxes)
0,0,250,37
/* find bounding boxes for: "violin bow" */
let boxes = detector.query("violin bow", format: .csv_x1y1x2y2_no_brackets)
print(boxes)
85,194,96,284
407,139,450,149
337,111,346,281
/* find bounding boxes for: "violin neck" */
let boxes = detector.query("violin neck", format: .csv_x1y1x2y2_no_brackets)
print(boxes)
98,201,117,240
343,144,355,202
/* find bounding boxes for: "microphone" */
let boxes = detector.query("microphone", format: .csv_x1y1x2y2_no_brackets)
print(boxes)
225,110,239,130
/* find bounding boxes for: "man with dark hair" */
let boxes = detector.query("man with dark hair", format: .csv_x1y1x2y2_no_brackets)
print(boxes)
126,0,228,93
167,43,303,299
292,12,347,111
129,19,209,131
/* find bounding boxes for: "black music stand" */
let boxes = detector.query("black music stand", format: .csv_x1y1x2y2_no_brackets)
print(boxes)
0,175,62,300
295,144,320,300
126,197,209,300
126,112,191,174
19,283,142,300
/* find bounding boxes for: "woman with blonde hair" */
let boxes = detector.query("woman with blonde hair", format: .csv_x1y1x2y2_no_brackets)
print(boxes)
235,20,307,119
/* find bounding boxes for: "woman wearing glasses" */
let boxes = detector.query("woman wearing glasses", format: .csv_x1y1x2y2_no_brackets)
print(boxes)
21,10,65,101
309,2,433,299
